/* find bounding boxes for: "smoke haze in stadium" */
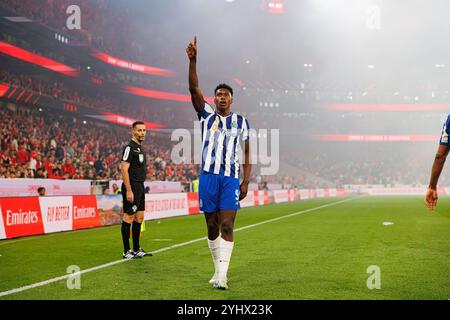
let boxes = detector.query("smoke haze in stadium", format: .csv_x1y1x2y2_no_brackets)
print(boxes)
2,0,450,186
127,0,449,186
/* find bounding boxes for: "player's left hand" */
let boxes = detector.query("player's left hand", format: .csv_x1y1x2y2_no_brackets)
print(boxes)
424,187,438,210
239,181,249,200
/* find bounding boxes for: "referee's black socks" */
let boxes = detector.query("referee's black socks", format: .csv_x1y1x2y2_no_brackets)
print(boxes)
121,221,131,253
132,221,141,252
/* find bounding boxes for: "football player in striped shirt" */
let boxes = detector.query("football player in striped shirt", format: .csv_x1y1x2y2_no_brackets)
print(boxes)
186,36,252,290
425,115,450,209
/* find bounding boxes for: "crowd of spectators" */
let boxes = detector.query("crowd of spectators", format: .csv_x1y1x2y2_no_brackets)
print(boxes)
2,63,446,189
1,101,446,189
0,104,200,189
2,0,447,192
0,69,187,127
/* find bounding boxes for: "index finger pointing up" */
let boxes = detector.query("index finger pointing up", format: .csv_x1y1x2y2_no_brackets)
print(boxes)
194,35,197,48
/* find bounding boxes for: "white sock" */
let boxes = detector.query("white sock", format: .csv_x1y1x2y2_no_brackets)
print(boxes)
217,237,234,280
208,236,221,277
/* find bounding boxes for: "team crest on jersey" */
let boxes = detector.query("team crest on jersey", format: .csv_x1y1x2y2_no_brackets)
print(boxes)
132,205,137,212
139,154,144,163
232,121,238,128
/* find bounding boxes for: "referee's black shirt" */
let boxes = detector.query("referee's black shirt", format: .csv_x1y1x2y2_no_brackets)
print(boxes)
121,140,146,182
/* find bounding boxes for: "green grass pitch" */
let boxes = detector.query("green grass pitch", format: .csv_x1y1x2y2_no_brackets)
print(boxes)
1,196,450,300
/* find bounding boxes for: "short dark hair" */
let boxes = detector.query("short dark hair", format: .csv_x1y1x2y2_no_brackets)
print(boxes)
132,121,145,128
214,83,233,97
37,187,45,192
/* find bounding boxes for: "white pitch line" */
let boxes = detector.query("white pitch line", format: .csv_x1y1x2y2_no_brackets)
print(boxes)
0,196,358,298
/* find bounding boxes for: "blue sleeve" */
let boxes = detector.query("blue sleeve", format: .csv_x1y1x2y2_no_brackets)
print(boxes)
439,115,450,146
197,102,213,121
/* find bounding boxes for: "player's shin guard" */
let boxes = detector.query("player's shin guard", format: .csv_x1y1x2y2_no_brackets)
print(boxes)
121,221,131,253
217,237,234,281
132,221,141,252
207,236,221,283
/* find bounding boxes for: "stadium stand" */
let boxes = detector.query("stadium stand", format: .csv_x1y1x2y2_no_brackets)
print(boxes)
0,103,200,190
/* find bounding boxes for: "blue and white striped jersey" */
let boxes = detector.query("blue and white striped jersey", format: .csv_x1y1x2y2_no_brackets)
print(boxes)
198,103,250,179
440,114,450,146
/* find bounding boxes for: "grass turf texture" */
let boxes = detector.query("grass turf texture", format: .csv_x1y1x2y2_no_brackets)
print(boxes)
1,196,450,300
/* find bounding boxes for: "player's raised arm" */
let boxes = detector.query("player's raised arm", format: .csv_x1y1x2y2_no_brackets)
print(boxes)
425,144,450,209
186,36,205,113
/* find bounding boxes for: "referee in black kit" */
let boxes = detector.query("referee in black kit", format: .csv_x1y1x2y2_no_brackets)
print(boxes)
121,121,152,259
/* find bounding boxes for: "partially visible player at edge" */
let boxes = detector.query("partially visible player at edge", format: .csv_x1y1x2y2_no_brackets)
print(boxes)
425,115,450,209
120,121,152,259
186,36,252,290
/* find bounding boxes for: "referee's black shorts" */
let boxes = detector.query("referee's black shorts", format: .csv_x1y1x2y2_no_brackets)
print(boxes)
122,181,145,214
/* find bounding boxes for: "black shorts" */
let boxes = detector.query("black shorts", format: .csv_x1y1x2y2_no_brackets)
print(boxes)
122,181,145,214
